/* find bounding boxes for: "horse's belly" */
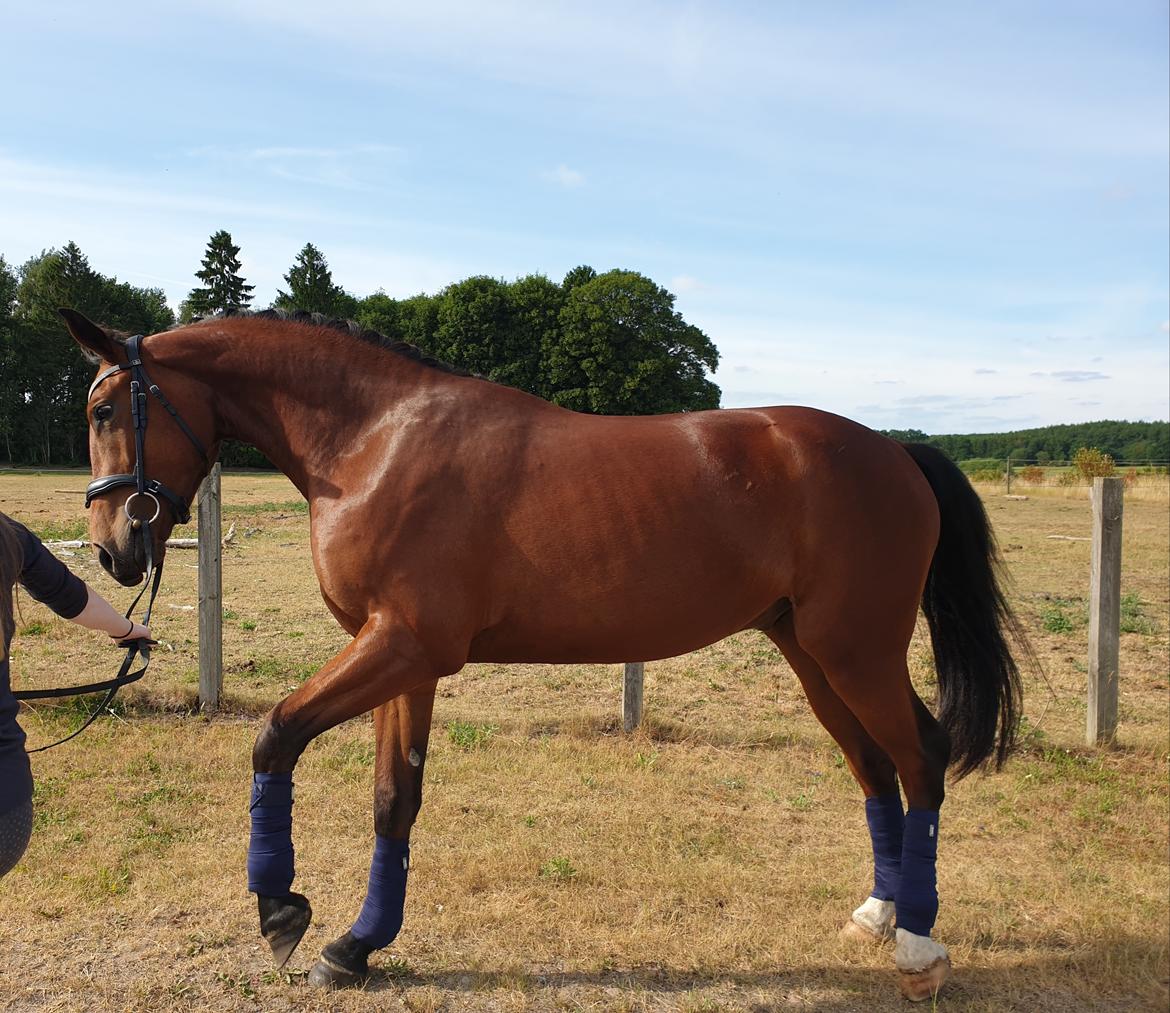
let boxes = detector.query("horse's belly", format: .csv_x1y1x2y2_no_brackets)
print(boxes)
466,551,787,664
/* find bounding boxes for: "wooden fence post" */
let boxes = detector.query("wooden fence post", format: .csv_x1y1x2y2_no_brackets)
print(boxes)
198,463,223,711
1087,476,1122,746
622,662,644,732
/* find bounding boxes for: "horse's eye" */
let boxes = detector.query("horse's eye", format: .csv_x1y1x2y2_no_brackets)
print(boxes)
94,404,114,423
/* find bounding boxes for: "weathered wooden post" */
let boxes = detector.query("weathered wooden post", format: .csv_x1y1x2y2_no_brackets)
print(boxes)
198,462,223,711
1005,457,1012,495
622,662,644,732
1086,476,1123,745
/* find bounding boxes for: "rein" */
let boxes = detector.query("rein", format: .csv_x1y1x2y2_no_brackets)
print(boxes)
15,334,207,752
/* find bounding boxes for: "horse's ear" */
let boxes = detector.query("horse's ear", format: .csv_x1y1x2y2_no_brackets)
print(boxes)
59,308,123,363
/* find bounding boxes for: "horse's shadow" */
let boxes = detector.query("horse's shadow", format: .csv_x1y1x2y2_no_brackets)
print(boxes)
352,938,1168,1011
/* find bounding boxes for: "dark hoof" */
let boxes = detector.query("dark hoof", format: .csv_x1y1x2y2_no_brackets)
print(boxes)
307,932,372,990
257,892,312,968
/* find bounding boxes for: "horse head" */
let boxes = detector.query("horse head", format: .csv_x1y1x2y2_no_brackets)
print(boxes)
61,309,215,586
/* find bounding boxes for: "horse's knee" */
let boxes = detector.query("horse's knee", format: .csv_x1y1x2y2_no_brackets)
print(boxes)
253,709,307,772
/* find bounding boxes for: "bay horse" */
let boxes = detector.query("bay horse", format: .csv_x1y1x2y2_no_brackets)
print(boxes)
62,308,1024,1001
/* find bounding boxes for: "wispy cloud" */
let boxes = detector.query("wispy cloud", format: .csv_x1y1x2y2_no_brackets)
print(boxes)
542,164,585,188
1029,369,1111,382
188,143,404,190
670,274,707,293
1051,370,1111,382
974,368,998,375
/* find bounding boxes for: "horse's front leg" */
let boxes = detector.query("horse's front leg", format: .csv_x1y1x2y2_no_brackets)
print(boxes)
308,682,438,988
246,616,447,970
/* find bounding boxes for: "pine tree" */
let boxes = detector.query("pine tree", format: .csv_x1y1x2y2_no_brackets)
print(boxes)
181,230,254,321
273,243,347,316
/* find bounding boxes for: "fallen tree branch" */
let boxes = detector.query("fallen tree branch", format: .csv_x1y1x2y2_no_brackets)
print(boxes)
45,523,237,551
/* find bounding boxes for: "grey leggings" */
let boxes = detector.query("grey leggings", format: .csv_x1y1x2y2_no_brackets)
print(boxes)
0,799,33,878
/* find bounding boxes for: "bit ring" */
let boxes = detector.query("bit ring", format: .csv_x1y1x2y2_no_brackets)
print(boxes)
124,491,161,527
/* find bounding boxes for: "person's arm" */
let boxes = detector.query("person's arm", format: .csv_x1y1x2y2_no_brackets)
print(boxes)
70,587,152,643
9,517,151,643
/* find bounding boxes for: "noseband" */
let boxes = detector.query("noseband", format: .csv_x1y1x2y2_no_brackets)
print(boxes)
15,334,209,752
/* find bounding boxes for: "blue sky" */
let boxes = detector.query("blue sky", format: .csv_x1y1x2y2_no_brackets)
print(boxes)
2,1,1167,433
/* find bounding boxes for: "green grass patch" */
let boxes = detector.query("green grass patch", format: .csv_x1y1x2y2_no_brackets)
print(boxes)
34,691,127,723
223,499,308,517
1040,598,1082,634
1120,592,1155,634
539,856,578,881
320,738,377,772
447,719,497,750
26,518,89,541
238,656,319,683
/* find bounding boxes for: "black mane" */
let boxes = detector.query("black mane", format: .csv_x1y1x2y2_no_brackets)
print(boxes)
148,308,474,378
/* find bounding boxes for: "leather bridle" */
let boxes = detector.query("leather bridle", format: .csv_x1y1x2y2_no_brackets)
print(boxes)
15,334,209,752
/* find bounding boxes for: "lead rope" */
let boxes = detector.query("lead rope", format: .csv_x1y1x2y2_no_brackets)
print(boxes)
18,521,162,754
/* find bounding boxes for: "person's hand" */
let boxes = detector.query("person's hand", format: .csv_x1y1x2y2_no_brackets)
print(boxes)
111,620,153,646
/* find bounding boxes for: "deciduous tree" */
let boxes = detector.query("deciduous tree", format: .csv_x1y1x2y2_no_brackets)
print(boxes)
547,270,720,415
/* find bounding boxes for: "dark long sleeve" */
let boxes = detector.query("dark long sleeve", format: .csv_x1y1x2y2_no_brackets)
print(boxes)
1,517,89,811
14,520,88,619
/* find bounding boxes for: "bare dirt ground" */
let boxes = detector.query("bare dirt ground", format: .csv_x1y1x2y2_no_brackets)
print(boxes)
1,470,1167,1012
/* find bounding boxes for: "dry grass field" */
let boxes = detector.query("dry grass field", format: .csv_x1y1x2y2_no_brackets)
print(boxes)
1,469,1167,1012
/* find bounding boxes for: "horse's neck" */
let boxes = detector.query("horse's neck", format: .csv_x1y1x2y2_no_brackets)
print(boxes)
164,325,445,500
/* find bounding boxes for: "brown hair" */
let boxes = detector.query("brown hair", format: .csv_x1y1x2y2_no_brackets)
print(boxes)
0,513,23,662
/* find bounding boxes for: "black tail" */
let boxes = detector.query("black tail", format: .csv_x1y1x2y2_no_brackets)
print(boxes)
902,443,1028,777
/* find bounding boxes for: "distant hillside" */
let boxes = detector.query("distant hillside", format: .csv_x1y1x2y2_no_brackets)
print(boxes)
881,420,1169,464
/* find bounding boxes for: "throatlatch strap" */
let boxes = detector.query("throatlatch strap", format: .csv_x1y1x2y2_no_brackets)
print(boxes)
896,809,940,937
865,793,905,902
247,772,296,897
350,835,411,949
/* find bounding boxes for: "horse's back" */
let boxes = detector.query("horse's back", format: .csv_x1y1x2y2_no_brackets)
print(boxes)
460,403,938,663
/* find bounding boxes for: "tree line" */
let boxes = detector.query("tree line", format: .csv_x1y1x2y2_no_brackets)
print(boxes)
3,231,1164,469
1,233,720,466
882,421,1169,466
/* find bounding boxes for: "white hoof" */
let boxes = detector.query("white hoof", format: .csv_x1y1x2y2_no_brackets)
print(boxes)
895,928,950,1002
841,896,895,943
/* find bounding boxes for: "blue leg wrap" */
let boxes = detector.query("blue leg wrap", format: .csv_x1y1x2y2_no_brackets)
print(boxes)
865,792,905,901
895,808,939,936
246,772,295,897
350,835,410,949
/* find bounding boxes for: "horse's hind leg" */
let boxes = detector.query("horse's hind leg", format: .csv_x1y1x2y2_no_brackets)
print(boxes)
309,682,438,988
248,617,452,970
766,614,902,943
800,629,952,1002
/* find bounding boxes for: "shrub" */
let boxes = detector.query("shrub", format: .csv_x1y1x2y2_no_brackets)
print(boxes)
1019,466,1045,485
959,458,1001,476
1073,447,1115,479
969,468,1002,483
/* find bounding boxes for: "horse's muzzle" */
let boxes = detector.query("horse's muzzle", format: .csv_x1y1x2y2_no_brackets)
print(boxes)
96,541,146,587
